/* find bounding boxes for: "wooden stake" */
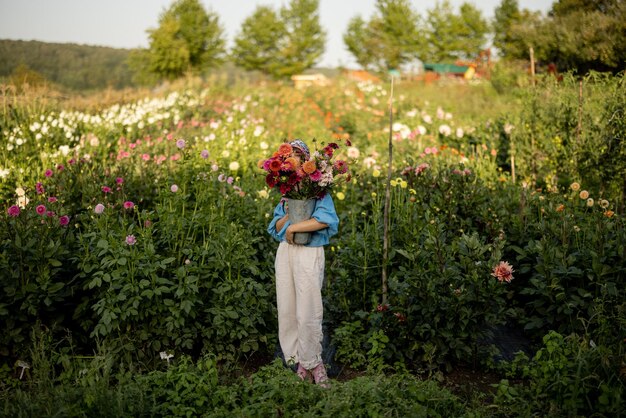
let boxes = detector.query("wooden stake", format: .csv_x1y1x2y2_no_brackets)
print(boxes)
529,46,535,85
382,76,394,306
576,78,583,144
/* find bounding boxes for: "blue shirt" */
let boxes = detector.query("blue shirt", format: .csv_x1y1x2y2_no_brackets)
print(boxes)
267,194,339,247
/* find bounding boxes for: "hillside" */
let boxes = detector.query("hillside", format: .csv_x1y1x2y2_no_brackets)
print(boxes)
0,39,135,90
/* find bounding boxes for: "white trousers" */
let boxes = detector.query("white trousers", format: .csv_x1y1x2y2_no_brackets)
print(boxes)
275,241,325,370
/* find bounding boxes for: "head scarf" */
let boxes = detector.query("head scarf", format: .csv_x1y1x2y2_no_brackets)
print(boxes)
289,139,310,160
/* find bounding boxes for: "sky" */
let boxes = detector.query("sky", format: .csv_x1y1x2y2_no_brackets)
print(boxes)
0,0,552,68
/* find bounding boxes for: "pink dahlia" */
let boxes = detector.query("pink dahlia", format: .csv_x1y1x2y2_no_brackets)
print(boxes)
492,261,515,283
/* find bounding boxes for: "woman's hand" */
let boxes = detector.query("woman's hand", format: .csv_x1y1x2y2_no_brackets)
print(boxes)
285,225,296,245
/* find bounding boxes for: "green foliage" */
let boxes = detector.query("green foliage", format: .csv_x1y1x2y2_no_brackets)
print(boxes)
138,0,226,80
494,331,625,417
1,355,468,417
344,0,423,72
423,0,489,63
232,6,285,75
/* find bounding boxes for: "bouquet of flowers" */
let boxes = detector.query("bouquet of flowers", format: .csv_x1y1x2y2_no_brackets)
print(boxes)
260,139,351,200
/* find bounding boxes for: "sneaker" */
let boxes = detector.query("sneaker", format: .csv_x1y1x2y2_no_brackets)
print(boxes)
311,363,330,388
296,363,310,382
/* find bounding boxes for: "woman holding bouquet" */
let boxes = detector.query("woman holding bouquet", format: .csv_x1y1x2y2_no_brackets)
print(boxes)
267,139,340,388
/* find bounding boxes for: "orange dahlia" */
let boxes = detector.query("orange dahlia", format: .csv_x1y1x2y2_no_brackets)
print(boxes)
278,143,293,156
302,160,317,174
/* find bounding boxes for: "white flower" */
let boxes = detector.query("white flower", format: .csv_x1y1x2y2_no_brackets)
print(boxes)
0,168,9,178
438,124,452,136
347,147,360,159
159,351,174,363
229,161,240,171
15,187,26,197
17,196,29,208
456,127,464,138
260,141,269,150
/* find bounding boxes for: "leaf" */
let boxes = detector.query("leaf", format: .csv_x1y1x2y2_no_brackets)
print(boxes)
97,239,109,249
49,259,62,267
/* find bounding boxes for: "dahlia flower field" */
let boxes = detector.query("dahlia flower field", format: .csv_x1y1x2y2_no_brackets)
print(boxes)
1,74,624,416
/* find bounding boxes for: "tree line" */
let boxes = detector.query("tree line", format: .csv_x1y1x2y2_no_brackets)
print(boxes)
1,0,623,91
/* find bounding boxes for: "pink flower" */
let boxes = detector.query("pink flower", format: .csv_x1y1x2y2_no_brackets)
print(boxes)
36,182,45,195
36,205,46,215
125,235,137,245
142,153,151,161
57,164,65,171
94,203,105,214
333,160,348,174
170,184,179,193
227,176,234,184
44,169,53,177
48,196,57,203
492,261,514,283
116,177,124,184
46,211,55,217
101,186,112,193
7,205,20,217
123,201,134,210
59,215,70,226
309,170,322,181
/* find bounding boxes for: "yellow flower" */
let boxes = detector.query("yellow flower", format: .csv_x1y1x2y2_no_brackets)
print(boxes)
579,190,589,199
372,169,381,178
257,190,269,199
336,192,346,201
390,179,397,187
400,180,408,189
371,192,377,198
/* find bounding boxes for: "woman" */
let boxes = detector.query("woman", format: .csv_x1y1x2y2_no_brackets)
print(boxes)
267,139,339,387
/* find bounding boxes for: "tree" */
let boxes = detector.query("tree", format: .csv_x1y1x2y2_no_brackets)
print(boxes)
136,0,226,80
273,0,326,77
232,0,325,78
343,0,423,73
539,0,626,73
232,6,285,74
423,1,488,63
493,0,521,58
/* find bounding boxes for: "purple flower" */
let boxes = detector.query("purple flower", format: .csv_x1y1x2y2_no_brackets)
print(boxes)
36,182,45,195
176,139,186,149
7,205,20,217
227,176,234,184
36,205,46,215
59,215,70,226
218,174,226,182
200,149,209,159
94,203,105,214
123,201,135,210
125,235,137,245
